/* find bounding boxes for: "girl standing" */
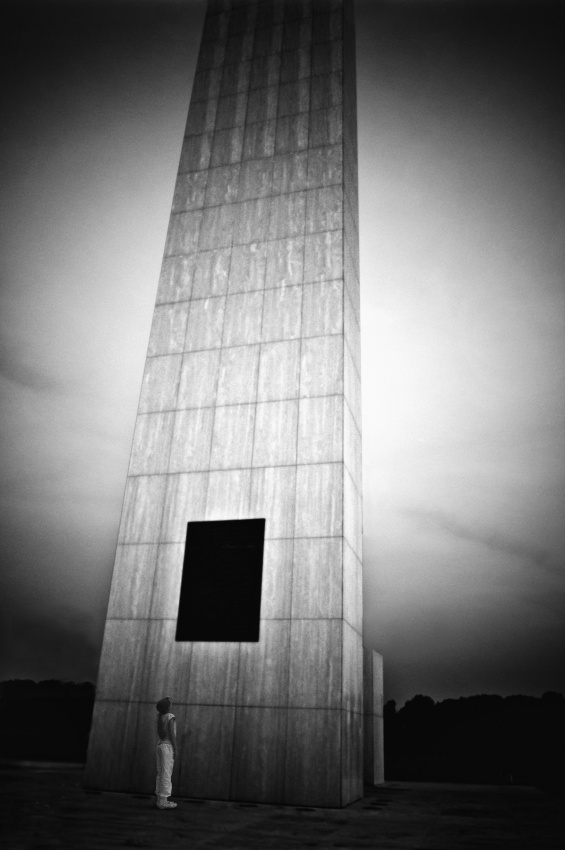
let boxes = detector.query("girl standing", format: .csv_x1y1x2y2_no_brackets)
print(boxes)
155,696,177,809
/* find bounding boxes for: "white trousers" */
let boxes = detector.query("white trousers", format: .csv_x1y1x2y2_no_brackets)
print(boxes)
155,740,174,797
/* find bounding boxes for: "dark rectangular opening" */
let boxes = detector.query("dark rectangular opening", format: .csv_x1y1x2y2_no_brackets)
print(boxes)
176,518,265,642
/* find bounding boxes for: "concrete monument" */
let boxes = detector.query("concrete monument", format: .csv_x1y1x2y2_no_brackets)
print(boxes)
86,0,383,807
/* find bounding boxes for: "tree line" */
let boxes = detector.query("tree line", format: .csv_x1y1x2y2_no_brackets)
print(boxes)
0,679,95,762
384,692,565,788
1,680,564,790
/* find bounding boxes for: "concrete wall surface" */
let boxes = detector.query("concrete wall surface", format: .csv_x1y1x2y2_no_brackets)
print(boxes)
86,0,365,807
363,647,384,785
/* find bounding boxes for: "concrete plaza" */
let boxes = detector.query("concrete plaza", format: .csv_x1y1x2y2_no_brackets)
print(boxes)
2,761,563,849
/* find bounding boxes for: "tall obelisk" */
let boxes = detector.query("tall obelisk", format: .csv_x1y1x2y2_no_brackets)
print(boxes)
86,0,370,807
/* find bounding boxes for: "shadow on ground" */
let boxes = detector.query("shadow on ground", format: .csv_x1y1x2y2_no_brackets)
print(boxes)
1,762,564,849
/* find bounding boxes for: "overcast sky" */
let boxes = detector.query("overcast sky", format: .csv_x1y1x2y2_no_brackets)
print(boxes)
1,0,564,706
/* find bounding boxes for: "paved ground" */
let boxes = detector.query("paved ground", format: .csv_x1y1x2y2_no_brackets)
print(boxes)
1,762,564,849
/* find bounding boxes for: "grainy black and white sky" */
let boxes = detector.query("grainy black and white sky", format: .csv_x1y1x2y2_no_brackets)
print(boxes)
1,0,564,705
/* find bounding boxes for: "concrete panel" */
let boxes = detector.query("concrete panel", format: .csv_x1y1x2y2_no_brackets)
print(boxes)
250,465,296,539
168,408,214,473
309,105,343,148
282,16,312,52
149,543,185,618
344,241,360,313
305,185,343,235
220,60,251,95
265,237,304,288
247,85,279,123
178,348,221,409
204,164,240,206
237,160,274,203
192,67,222,103
205,468,252,520
128,412,175,476
304,229,343,283
343,540,362,633
307,144,343,188
284,709,341,806
342,621,363,713
139,355,182,413
160,472,208,543
165,211,204,257
312,7,343,43
187,642,240,705
199,204,236,249
280,47,311,83
96,620,148,701
311,41,343,76
215,91,248,130
344,288,360,373
344,340,361,429
257,339,301,402
210,126,245,168
344,400,362,485
210,404,255,469
141,620,192,701
222,292,263,346
200,11,229,45
250,55,282,91
262,285,302,342
178,133,213,173
85,701,140,791
363,649,385,785
310,71,343,110
343,467,362,559
196,23,225,64
178,706,235,800
243,119,276,160
275,113,309,155
364,649,384,718
297,395,343,465
272,151,308,195
268,192,306,241
252,400,298,467
231,707,287,802
185,96,218,136
364,714,384,786
300,335,343,397
260,538,293,619
341,710,363,805
236,620,290,707
253,21,283,58
185,296,226,352
229,242,268,292
172,170,208,212
289,619,342,709
295,463,343,538
233,197,271,245
192,248,231,299
118,475,167,544
217,344,260,405
278,78,310,116
302,280,343,337
156,255,195,304
291,537,342,619
107,544,158,619
223,37,253,69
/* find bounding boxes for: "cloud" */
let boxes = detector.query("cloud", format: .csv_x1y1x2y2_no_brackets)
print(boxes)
0,335,66,393
402,505,557,574
0,328,71,392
